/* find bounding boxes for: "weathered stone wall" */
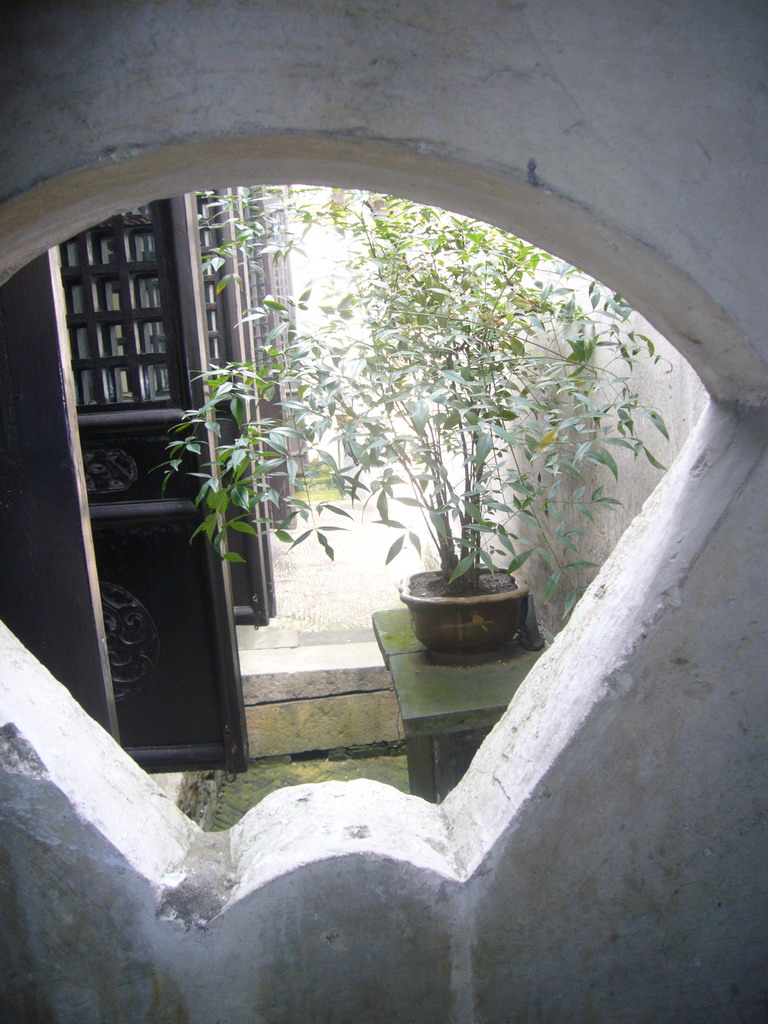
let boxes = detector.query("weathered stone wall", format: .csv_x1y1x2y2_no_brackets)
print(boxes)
240,640,403,755
1,2,767,1022
152,770,224,832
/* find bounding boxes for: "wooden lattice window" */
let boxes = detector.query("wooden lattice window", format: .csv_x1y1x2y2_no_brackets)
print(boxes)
197,189,293,368
197,195,228,364
60,204,182,407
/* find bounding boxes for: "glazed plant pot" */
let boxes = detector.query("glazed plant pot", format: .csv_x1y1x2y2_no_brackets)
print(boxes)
399,571,529,654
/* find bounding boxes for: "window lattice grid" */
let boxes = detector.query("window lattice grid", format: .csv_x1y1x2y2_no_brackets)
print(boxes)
197,195,228,364
61,205,179,407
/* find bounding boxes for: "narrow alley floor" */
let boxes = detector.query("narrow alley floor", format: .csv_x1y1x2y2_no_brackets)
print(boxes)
266,494,423,633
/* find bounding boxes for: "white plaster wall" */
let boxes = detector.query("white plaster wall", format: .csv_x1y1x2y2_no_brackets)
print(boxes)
522,318,708,630
2,1,767,398
450,400,768,1018
1,2,767,1022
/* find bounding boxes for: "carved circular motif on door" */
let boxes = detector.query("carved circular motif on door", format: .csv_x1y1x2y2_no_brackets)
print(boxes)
84,448,139,494
100,582,159,701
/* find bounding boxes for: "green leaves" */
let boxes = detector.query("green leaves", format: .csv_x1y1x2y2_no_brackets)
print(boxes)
223,551,246,563
228,520,257,535
643,446,667,471
543,570,562,602
589,445,619,481
563,590,581,618
446,554,474,583
385,535,405,564
410,399,430,436
647,410,669,440
163,187,672,619
428,509,449,540
474,432,493,467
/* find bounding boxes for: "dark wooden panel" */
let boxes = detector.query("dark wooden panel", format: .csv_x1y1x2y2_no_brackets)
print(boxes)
64,198,249,771
79,420,192,505
92,512,225,750
0,253,118,734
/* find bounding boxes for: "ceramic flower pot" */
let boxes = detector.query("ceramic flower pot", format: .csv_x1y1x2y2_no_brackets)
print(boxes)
399,571,529,654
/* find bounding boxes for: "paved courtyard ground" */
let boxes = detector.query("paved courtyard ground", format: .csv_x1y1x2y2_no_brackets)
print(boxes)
267,496,423,633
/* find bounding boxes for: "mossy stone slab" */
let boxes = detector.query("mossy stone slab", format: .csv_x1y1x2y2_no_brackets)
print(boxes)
388,646,543,736
372,608,427,665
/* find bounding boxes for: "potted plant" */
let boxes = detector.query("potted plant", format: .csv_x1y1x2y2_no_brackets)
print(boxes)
165,190,668,653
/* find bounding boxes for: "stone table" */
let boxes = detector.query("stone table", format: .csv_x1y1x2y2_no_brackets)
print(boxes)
372,608,544,802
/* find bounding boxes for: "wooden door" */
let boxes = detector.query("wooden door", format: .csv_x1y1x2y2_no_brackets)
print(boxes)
58,198,248,771
0,252,118,737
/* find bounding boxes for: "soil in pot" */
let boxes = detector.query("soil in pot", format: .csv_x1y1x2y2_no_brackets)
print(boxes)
406,571,520,599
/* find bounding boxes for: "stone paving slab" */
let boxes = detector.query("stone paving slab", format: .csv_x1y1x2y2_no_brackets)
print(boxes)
388,647,544,735
236,625,300,650
239,640,385,677
242,665,392,703
372,607,426,666
246,689,404,757
297,628,377,646
237,626,379,651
